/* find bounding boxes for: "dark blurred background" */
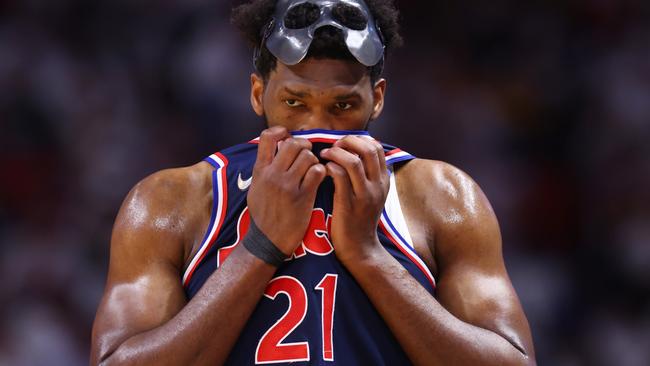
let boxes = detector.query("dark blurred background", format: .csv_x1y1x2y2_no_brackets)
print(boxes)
1,0,649,365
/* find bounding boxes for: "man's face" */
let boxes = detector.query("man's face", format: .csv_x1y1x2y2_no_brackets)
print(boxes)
250,58,386,131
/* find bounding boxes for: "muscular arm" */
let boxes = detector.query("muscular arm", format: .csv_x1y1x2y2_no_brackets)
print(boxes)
322,138,535,366
90,166,278,366
352,161,533,365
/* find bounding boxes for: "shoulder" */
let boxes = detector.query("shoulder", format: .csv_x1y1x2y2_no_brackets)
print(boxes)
124,162,213,212
119,162,213,226
397,159,495,225
111,162,215,266
396,159,501,261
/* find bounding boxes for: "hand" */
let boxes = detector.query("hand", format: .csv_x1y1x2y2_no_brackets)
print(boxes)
320,136,390,265
247,127,327,256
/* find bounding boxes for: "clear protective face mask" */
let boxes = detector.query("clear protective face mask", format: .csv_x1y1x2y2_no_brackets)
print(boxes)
256,0,386,68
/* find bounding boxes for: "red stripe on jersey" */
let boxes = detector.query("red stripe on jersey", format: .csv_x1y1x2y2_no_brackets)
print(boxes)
385,148,403,157
378,220,436,289
183,152,230,287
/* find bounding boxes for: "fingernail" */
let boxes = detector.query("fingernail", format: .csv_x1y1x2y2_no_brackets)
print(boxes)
321,148,330,155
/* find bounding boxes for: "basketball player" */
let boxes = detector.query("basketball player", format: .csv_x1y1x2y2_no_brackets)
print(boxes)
91,0,536,365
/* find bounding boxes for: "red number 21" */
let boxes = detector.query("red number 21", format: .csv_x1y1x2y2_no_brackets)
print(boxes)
255,274,338,364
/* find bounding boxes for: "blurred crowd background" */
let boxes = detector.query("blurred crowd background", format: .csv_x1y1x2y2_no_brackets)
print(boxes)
1,0,649,365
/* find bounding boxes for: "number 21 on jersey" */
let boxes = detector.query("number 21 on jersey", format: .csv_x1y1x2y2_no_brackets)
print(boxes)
255,274,338,364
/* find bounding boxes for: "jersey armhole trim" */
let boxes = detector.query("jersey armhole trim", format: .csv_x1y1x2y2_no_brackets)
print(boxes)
183,152,230,287
204,153,223,169
385,149,415,166
379,212,437,289
385,171,415,249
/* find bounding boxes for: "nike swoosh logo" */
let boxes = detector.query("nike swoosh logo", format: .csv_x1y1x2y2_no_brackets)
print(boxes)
237,173,252,191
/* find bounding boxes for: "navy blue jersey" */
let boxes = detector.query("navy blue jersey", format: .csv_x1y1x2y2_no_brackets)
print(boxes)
183,130,436,365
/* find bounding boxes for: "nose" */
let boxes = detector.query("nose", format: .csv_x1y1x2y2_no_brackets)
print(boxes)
296,107,335,131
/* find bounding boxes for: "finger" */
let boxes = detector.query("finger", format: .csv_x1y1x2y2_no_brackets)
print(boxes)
272,137,313,172
256,127,291,167
288,148,320,179
321,146,366,195
333,136,382,180
372,140,388,175
300,164,327,193
376,142,390,191
325,161,353,200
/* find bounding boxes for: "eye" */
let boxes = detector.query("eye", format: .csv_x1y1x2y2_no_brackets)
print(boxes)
335,102,353,110
285,99,304,107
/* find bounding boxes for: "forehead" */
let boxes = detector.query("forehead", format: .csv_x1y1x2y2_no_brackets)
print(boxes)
267,58,371,93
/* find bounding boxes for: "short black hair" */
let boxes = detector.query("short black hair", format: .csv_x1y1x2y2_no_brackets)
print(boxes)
231,0,403,82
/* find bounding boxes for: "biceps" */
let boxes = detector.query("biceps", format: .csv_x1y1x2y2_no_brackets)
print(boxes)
92,268,187,359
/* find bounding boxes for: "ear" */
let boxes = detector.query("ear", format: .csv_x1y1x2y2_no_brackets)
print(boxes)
370,78,387,120
250,73,265,116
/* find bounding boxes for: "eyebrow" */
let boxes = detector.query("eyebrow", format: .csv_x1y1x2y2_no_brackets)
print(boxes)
283,87,362,101
334,92,362,101
284,87,311,98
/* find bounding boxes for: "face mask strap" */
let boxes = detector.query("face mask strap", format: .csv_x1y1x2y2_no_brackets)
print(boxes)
253,19,276,73
373,20,386,77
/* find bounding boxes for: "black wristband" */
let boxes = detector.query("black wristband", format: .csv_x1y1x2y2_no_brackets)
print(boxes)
243,219,288,267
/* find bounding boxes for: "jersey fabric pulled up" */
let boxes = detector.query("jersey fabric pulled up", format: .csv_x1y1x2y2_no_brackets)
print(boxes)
182,129,436,365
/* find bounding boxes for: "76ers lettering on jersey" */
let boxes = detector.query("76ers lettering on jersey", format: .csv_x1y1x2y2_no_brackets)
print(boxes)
183,130,436,365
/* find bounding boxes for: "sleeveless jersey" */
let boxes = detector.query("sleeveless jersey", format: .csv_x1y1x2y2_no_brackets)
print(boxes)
183,129,436,365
